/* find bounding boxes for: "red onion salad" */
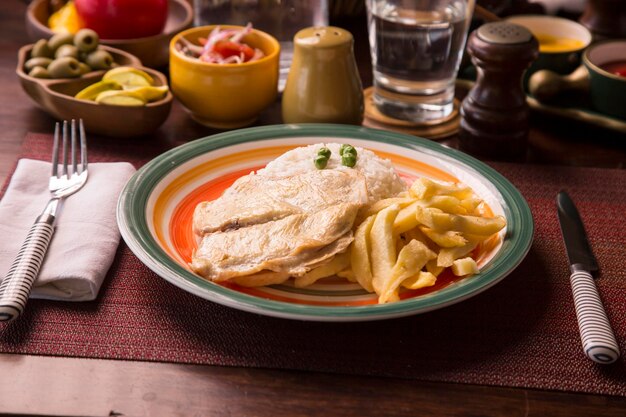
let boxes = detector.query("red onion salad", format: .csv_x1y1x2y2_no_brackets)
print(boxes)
176,23,266,64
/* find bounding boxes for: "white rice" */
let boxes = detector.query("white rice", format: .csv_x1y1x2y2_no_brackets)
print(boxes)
258,143,407,202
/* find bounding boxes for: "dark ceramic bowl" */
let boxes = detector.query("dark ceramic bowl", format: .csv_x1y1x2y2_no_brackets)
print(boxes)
583,39,626,120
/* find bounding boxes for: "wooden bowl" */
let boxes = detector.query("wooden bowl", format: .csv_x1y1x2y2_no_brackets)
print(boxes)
17,44,173,138
26,0,193,68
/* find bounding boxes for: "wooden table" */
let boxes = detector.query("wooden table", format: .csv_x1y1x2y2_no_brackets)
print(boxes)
2,1,626,416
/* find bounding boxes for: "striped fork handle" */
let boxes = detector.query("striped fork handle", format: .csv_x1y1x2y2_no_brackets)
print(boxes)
0,215,55,322
570,268,621,364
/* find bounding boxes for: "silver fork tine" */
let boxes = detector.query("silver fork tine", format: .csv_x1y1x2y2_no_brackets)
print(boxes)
62,120,69,177
71,119,78,175
79,119,87,173
52,122,60,178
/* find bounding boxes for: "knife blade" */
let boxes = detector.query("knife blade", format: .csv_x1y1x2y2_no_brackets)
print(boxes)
556,190,620,364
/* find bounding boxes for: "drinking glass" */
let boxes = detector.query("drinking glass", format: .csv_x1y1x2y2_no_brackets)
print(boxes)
366,0,475,122
194,0,329,91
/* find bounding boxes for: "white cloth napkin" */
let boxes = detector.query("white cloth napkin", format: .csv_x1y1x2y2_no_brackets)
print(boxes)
0,159,136,301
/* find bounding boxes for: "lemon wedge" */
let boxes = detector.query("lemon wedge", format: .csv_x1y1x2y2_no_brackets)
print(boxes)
95,90,146,106
102,66,154,87
125,85,169,102
75,80,122,101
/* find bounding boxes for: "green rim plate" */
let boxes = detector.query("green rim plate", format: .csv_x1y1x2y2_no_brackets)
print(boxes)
117,124,534,321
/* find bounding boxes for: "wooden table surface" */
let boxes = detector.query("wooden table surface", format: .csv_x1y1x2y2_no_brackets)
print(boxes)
2,1,626,416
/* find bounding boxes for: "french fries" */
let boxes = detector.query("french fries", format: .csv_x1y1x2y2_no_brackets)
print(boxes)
345,177,506,304
276,177,506,305
350,214,376,292
370,205,400,297
379,239,436,303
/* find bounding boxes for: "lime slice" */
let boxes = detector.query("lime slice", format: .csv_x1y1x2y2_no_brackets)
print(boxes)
75,80,122,101
125,85,169,102
102,66,154,87
95,90,146,106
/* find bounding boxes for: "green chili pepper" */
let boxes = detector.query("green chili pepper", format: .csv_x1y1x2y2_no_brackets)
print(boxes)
314,154,329,169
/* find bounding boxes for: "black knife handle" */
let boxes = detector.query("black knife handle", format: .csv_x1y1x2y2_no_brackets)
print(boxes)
570,268,620,364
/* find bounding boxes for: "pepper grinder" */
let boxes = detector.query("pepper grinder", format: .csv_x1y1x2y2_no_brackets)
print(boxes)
579,0,626,39
459,22,539,161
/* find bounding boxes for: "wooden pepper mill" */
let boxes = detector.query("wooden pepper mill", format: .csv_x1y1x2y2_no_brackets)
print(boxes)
459,22,539,160
579,0,626,39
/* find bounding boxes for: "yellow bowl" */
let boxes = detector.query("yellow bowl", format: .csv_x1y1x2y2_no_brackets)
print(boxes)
169,25,280,129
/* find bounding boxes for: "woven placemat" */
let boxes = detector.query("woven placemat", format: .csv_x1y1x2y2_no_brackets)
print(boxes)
1,133,625,396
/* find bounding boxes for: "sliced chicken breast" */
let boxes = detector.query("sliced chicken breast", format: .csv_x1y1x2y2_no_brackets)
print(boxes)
191,203,359,282
193,169,368,235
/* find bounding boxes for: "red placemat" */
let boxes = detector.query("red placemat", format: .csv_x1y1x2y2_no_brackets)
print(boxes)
1,133,625,396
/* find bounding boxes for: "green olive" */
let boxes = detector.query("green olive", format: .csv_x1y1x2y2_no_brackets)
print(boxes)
31,39,53,58
25,57,53,72
47,33,74,53
74,28,99,53
317,147,331,159
77,62,92,75
55,44,79,59
85,49,114,70
28,66,51,79
314,155,329,169
48,56,82,78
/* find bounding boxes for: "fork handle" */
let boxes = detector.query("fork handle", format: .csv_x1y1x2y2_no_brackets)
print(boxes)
0,215,55,322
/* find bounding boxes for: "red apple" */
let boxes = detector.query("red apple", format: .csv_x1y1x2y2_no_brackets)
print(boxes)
74,0,168,40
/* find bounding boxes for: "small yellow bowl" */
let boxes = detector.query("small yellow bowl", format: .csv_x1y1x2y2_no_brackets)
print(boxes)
169,25,280,129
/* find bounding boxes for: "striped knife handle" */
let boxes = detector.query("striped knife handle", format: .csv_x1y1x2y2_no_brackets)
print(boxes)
0,220,54,322
570,269,621,364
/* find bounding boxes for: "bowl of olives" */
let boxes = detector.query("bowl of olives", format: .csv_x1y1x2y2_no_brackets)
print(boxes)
17,31,173,137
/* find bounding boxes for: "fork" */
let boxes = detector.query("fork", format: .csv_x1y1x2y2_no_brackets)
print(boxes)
0,120,88,322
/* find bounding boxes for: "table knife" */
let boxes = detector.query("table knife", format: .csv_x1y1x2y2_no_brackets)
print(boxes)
556,190,620,364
